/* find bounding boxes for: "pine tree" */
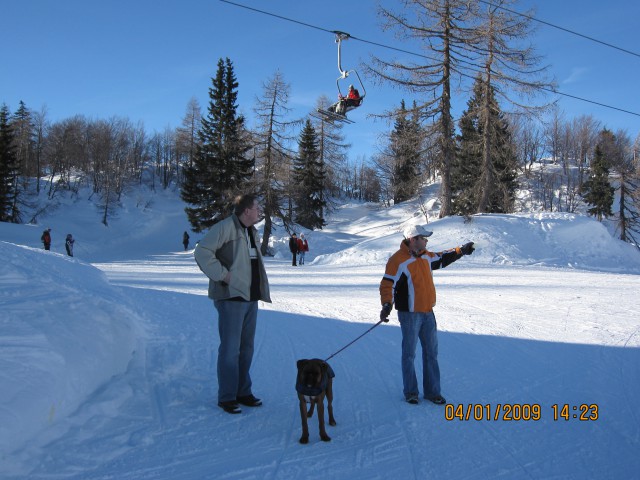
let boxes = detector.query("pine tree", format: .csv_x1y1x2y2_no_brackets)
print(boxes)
490,119,519,214
0,104,19,222
12,101,34,178
582,131,615,221
617,168,640,247
390,101,423,204
453,76,518,214
452,100,482,216
181,58,253,232
292,120,326,230
616,134,640,247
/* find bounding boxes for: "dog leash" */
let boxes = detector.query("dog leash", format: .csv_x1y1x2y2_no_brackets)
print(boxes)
324,319,385,362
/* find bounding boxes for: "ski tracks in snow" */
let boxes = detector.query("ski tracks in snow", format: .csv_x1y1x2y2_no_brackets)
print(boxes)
10,252,640,479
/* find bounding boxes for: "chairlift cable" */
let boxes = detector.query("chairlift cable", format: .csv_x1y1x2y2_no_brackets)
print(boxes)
477,0,640,59
218,0,437,60
219,0,334,35
218,0,640,119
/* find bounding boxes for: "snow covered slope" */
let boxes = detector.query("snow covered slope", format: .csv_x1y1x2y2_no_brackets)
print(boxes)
1,190,639,479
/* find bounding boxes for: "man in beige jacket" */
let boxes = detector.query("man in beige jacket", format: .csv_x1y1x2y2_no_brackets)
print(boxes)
195,194,271,414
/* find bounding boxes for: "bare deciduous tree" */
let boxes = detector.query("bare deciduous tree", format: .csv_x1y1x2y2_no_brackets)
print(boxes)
572,115,601,189
367,0,479,217
472,0,553,212
311,95,350,209
509,115,544,176
175,98,202,179
32,106,49,195
252,70,302,253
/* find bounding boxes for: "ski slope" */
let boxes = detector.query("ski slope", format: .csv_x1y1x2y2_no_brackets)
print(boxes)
1,190,640,479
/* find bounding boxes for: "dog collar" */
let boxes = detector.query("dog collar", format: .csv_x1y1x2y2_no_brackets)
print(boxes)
296,364,335,397
296,382,325,398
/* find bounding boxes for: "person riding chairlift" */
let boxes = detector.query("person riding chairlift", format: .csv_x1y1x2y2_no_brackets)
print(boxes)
334,84,361,115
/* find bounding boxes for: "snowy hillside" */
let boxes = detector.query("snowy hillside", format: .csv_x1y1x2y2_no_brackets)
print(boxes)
1,188,639,479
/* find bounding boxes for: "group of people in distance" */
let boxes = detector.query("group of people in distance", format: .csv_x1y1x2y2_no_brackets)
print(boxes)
288,232,309,266
42,228,189,258
40,228,75,257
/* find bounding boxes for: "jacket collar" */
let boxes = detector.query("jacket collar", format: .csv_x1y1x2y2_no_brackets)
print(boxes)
400,240,426,257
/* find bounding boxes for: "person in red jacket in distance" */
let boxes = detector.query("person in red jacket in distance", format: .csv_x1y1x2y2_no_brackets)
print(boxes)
297,233,309,265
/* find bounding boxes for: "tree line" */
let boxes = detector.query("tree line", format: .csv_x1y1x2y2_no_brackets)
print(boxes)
2,0,640,249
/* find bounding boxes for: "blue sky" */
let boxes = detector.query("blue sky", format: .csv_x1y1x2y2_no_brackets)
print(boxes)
2,0,639,160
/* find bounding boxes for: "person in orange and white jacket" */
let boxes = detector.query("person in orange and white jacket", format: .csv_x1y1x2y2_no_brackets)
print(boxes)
379,224,474,406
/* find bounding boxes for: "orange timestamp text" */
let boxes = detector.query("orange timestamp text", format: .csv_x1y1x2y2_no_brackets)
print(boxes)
444,403,599,422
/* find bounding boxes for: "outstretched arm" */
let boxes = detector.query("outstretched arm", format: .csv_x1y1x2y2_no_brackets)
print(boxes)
429,242,474,270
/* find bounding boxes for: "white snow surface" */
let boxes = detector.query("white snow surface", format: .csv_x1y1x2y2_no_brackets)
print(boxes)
1,188,640,479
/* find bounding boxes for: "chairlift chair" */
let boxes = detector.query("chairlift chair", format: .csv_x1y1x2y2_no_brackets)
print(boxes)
311,32,366,124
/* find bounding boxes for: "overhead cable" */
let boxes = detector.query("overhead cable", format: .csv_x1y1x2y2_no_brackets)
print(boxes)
218,0,640,118
477,0,640,59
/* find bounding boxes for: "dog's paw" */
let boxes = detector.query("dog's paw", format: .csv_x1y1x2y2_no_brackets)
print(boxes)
329,419,336,426
320,433,331,442
299,435,309,444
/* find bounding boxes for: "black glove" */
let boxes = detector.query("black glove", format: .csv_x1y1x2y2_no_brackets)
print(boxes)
460,242,475,256
380,303,392,322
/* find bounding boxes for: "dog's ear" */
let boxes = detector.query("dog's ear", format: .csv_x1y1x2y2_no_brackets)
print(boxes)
320,361,328,375
297,359,307,370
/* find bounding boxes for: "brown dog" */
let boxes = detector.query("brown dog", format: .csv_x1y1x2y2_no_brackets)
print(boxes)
296,359,336,444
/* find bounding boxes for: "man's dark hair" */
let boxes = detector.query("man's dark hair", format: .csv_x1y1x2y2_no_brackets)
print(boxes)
233,194,258,216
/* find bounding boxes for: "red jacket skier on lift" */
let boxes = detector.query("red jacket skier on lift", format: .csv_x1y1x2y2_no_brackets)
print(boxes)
345,85,361,106
336,85,361,114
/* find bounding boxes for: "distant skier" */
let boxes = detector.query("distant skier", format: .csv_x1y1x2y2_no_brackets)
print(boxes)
183,231,190,251
41,228,52,251
65,234,75,257
289,233,299,266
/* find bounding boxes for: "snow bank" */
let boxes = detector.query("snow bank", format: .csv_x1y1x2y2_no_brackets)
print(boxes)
0,242,145,452
312,212,640,273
